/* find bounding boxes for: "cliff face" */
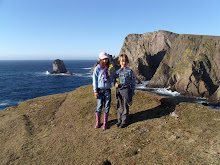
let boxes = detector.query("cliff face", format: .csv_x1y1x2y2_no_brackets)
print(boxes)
119,30,178,81
119,30,220,104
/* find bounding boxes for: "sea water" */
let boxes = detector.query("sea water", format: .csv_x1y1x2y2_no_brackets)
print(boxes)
0,60,219,111
0,60,96,111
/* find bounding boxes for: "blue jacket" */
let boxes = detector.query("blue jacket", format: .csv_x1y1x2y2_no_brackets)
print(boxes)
93,64,114,92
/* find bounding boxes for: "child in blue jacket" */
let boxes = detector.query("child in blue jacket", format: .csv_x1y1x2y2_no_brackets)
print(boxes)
93,52,114,130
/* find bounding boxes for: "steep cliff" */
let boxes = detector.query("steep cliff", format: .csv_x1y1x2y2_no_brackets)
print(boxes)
119,30,178,81
148,34,220,99
119,30,220,104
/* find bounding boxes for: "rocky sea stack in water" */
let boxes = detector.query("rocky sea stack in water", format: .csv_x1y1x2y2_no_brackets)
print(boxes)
119,30,220,106
50,59,73,75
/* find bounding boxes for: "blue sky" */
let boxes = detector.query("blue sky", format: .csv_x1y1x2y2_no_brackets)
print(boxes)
0,0,219,60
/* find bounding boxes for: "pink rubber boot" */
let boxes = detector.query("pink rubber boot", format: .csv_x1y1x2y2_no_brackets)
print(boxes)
95,112,101,128
103,113,109,130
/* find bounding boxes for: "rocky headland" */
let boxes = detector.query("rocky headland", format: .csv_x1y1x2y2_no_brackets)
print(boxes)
119,30,220,106
0,85,220,164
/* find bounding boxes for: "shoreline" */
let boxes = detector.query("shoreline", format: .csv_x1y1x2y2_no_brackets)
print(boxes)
1,83,220,112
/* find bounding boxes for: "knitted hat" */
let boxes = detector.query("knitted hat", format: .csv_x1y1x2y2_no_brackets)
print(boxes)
99,52,109,59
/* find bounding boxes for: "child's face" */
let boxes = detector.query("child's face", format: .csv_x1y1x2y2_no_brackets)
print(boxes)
120,59,127,68
102,58,108,65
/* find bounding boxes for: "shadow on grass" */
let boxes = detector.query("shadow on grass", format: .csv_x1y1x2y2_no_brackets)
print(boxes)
108,96,200,128
108,119,118,128
129,104,174,125
107,104,172,128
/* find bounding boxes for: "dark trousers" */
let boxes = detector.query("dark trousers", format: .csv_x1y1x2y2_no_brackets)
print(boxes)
117,92,129,125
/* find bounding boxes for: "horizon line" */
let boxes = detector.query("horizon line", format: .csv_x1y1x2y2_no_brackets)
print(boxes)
0,59,97,61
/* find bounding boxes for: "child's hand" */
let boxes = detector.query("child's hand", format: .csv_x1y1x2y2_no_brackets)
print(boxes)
115,78,119,88
94,92,98,98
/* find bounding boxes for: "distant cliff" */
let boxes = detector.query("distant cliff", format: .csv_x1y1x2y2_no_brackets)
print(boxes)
119,30,220,105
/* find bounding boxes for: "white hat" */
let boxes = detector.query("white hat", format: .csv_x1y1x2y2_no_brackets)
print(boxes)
99,52,109,59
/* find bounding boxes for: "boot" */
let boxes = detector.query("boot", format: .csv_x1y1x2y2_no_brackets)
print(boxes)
103,113,109,130
95,112,101,128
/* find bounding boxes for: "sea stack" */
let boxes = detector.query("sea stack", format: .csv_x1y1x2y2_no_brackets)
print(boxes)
51,59,73,75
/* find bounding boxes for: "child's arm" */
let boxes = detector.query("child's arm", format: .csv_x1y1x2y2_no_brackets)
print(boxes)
110,66,116,87
130,70,136,95
92,67,99,97
114,70,119,88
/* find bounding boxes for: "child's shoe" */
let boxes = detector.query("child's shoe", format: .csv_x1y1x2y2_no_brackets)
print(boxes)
116,122,121,127
103,113,109,130
95,112,101,128
119,123,127,128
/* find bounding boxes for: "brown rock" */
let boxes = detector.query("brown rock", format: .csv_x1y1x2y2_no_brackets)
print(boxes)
51,59,73,75
53,59,67,73
119,30,220,98
119,30,178,81
208,86,220,106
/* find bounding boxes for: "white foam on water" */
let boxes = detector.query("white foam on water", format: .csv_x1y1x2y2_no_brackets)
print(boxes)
82,67,92,70
33,71,47,75
153,88,181,96
44,71,92,77
135,81,150,90
44,71,73,76
0,100,10,106
74,73,92,78
45,71,50,75
136,81,181,97
194,98,206,104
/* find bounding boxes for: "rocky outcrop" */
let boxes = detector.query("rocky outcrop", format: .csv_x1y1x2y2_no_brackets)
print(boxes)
208,86,220,105
119,30,178,81
119,30,220,105
50,59,73,75
147,34,220,99
53,59,67,73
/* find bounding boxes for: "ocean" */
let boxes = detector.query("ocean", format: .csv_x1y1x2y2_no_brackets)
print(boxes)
0,60,96,111
0,60,219,111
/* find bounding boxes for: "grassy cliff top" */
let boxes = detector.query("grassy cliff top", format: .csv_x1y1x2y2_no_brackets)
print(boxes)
0,85,220,165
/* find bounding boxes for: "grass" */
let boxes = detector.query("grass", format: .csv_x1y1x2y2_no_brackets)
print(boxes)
0,85,220,165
